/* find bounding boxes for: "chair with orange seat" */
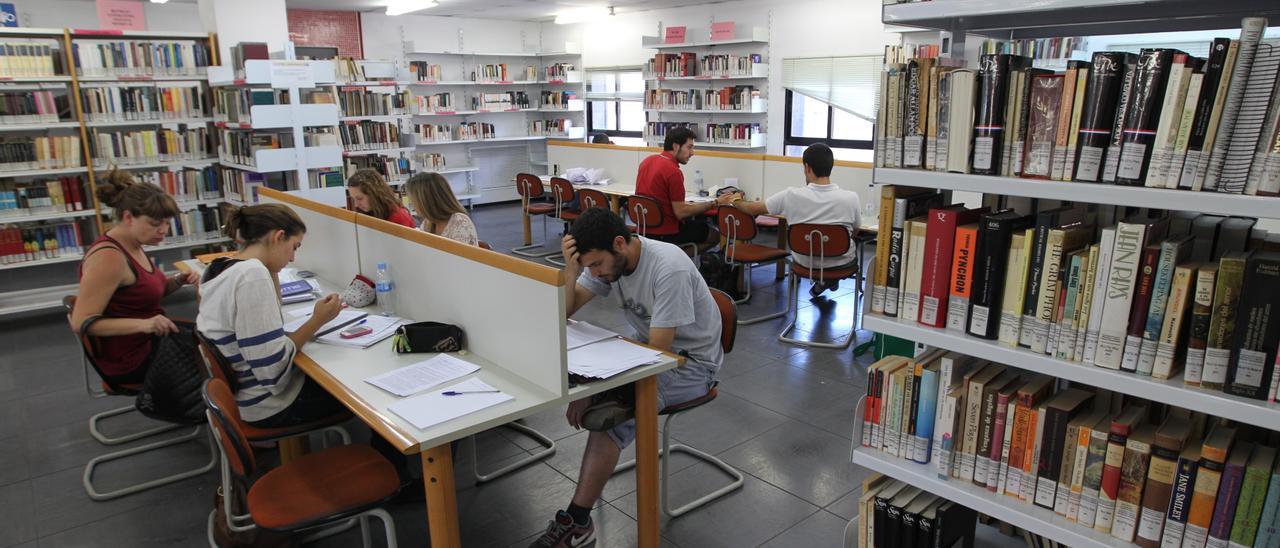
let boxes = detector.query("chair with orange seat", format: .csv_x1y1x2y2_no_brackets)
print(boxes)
545,177,580,267
717,205,790,325
626,194,698,260
612,288,745,518
63,295,217,501
202,378,399,547
513,173,559,258
576,187,610,211
778,223,860,349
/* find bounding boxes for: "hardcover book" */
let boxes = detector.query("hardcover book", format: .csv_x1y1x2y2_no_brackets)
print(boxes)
1076,52,1134,182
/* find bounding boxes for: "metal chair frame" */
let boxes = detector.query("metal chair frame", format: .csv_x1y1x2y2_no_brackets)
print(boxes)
719,207,788,325
627,195,698,261
778,224,860,349
512,173,559,258
545,177,577,267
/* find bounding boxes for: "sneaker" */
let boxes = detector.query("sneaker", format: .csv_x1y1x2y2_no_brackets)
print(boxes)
581,399,634,432
530,510,595,548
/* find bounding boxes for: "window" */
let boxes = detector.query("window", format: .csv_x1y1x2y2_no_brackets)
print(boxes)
586,68,645,144
784,90,874,162
781,55,881,163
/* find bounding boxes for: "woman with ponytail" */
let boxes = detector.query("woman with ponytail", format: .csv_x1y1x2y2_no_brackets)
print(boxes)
346,169,416,228
70,170,199,384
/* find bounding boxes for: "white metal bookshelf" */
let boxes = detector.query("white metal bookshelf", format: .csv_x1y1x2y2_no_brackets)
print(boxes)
857,3,1280,547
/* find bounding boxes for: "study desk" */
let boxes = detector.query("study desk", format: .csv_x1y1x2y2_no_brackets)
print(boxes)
176,259,680,548
518,174,714,245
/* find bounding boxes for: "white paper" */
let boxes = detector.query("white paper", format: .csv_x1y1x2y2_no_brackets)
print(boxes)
316,314,406,349
283,309,367,335
388,378,512,430
568,338,662,379
566,321,621,350
365,353,481,397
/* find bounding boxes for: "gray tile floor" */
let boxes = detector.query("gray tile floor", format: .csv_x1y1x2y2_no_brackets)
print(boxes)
0,201,876,547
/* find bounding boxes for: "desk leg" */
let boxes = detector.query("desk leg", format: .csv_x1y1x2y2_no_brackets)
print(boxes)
635,376,660,548
278,436,309,464
424,444,462,548
522,213,532,246
609,195,621,214
775,218,788,280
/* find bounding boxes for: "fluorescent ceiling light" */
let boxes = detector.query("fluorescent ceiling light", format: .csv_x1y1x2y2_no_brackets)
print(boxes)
386,0,439,16
150,0,169,3
554,6,612,25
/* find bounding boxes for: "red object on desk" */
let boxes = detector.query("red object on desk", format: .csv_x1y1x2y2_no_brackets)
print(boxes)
754,215,780,228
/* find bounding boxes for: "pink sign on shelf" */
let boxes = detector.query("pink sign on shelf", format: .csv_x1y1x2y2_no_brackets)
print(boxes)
664,26,687,44
95,0,146,31
711,21,736,41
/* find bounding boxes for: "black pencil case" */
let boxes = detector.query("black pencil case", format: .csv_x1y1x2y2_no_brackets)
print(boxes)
391,321,465,353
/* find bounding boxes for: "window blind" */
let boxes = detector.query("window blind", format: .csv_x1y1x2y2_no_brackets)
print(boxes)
585,67,645,101
782,55,882,123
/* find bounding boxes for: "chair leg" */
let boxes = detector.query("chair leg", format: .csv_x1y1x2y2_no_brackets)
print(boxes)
778,273,856,349
90,404,185,445
83,424,217,501
471,422,557,483
611,412,743,518
83,359,106,399
737,262,787,325
512,215,559,258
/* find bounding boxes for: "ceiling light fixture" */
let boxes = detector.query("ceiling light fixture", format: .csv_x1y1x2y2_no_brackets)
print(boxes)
386,0,439,16
554,6,612,25
149,0,169,3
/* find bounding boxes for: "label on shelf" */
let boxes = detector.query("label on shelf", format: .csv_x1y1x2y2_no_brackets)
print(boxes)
969,305,990,336
711,21,736,41
270,61,315,89
973,137,995,171
920,296,940,326
1120,334,1144,371
1076,145,1104,181
903,136,923,167
1233,348,1266,388
1117,142,1146,180
1201,347,1232,384
664,26,687,44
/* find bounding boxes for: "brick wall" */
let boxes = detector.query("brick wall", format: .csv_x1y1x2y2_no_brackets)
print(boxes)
286,9,363,59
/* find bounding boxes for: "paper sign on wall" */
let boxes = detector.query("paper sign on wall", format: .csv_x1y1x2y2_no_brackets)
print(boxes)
0,4,18,27
664,26,686,44
270,60,315,89
711,21,735,41
95,0,146,31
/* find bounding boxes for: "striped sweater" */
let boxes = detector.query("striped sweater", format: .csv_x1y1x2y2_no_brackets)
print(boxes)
196,258,303,423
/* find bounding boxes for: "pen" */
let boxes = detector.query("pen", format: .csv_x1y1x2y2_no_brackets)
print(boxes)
442,390,500,396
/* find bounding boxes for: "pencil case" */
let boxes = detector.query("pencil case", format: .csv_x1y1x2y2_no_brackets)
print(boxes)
391,321,465,353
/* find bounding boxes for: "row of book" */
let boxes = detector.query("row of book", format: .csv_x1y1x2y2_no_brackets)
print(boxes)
416,152,447,171
212,88,276,124
0,219,96,264
160,204,224,243
544,63,576,80
71,40,213,77
0,136,82,172
90,128,213,167
0,41,63,78
220,169,268,203
411,122,496,142
0,90,66,125
414,92,456,113
337,89,411,118
472,91,533,111
217,131,289,167
540,90,579,109
644,53,764,78
861,351,1280,548
873,188,1280,401
876,18,1280,197
528,119,574,137
856,473,978,548
979,37,1086,61
644,86,760,111
339,121,402,152
472,64,537,83
410,62,444,82
80,84,207,122
643,122,763,145
344,155,414,182
135,166,220,204
0,177,91,218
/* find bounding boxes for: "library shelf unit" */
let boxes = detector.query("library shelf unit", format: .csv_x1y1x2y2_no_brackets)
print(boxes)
856,2,1280,547
0,28,227,317
640,25,770,151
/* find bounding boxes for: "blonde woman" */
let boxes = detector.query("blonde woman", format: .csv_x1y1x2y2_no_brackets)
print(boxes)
404,172,478,246
347,169,416,228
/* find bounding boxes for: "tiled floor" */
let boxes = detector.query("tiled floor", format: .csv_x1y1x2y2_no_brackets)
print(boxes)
0,201,877,547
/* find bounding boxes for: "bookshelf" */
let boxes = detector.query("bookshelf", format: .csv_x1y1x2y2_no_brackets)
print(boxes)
858,4,1280,548
640,25,769,151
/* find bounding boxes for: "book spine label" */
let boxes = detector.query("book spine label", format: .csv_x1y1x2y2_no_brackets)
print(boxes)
1103,61,1140,182
1075,52,1126,181
1096,433,1128,533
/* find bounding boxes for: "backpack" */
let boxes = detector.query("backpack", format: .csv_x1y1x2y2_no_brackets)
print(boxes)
135,325,207,424
697,253,742,301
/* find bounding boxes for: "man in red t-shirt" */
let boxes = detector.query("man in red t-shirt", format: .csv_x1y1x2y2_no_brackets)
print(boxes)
634,127,734,252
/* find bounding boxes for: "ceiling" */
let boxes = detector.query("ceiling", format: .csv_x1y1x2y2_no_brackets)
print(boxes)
280,0,726,21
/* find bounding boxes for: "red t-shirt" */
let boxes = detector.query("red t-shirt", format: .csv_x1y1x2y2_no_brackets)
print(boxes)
386,207,416,228
634,151,685,235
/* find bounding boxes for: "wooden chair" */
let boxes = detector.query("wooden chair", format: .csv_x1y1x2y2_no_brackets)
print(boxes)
612,288,745,517
717,205,789,324
576,187,610,211
512,173,559,258
778,223,860,349
626,194,698,260
545,177,579,267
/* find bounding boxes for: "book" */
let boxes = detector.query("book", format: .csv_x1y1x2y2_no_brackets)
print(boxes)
1190,214,1226,264
1184,424,1237,548
975,370,1019,487
900,492,939,548
1113,423,1158,541
874,481,914,548
1202,250,1253,390
1075,52,1134,182
1214,217,1255,260
887,193,945,317
1096,219,1161,369
961,364,1006,482
947,223,981,332
1206,442,1253,548
1004,374,1053,500
858,475,894,548
946,69,978,174
1166,66,1205,189
1002,68,1026,177
1021,74,1065,179
1060,408,1108,517
1178,38,1234,190
937,383,966,481
934,69,953,173
1084,227,1118,365
1065,409,1102,521
1152,263,1200,380
1136,236,1194,375
1184,264,1220,386
1225,251,1280,399
1056,61,1090,181
1202,18,1268,192
1116,49,1177,185
1096,405,1147,533
931,353,977,468
884,363,911,458
1216,38,1280,195
1121,244,1164,372
1074,244,1102,361
913,356,943,463
1024,397,1048,503
1021,206,1077,348
1145,53,1193,188
1252,455,1280,548
920,206,985,327
1135,415,1193,548
1056,250,1088,361
902,218,930,323
970,211,1031,339
972,54,1028,175
999,229,1035,346
1228,445,1276,548
931,500,978,548
1079,412,1115,529
866,356,909,448
1033,224,1094,354
994,387,1020,494
915,498,946,548
1161,442,1203,548
1103,57,1142,183
1034,388,1095,510
884,486,924,548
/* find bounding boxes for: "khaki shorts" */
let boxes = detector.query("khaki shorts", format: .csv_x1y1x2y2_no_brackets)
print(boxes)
606,364,715,450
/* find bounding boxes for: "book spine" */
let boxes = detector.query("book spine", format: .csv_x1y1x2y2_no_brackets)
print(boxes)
1096,222,1148,369
1116,49,1173,185
972,54,1012,175
1022,74,1064,179
1075,53,1126,181
1202,18,1268,192
1202,255,1248,390
960,376,985,482
1145,55,1190,188
1021,223,1053,348
1185,266,1218,385
920,209,961,327
1206,457,1247,548
1103,60,1141,183
1020,407,1045,503
1113,435,1155,542
873,187,896,313
974,381,1002,487
1067,422,1093,521
1161,453,1200,548
947,225,980,332
1251,472,1280,548
1139,241,1185,374
969,217,1012,339
936,389,960,480
1154,265,1196,379
1178,38,1232,190
1055,421,1083,515
1137,445,1181,547
1226,254,1280,399
1084,227,1117,365
1034,406,1066,510
885,198,909,317
1227,456,1272,548
1095,428,1129,533
995,398,1018,494
1000,231,1033,346
913,367,940,464
1184,460,1226,548
1122,246,1162,372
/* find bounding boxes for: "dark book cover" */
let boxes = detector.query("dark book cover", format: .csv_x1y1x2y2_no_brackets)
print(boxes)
975,370,1020,488
1135,415,1193,548
1075,52,1135,182
1115,48,1178,186
1178,38,1233,189
916,499,944,548
1021,74,1065,180
1034,388,1095,510
1020,205,1075,347
875,482,912,548
1207,442,1253,546
1120,244,1163,372
885,487,923,548
1102,59,1142,183
1226,251,1280,399
1190,214,1225,263
969,210,1032,339
1213,217,1255,261
901,494,937,548
972,54,1030,175
932,500,978,548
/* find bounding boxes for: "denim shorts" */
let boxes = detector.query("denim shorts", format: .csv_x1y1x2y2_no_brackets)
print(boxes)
606,364,715,450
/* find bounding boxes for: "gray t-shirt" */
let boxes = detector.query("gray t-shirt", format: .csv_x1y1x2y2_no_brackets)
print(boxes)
577,237,723,376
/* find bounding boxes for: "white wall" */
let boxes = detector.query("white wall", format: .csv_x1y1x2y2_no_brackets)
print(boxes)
7,0,201,31
199,0,289,63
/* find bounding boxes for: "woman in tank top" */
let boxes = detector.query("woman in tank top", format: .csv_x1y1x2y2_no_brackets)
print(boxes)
69,170,200,384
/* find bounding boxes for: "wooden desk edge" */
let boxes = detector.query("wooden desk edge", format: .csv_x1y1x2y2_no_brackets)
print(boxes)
293,351,420,454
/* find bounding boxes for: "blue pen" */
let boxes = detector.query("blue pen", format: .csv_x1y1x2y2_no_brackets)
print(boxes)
442,390,500,396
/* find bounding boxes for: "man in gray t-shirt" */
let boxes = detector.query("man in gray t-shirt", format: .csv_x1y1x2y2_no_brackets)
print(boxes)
529,208,722,548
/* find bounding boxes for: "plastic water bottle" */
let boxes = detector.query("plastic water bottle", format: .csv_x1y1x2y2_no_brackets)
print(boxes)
375,262,395,316
693,170,705,196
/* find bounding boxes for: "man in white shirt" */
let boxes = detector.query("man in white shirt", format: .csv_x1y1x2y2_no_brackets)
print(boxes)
729,143,862,297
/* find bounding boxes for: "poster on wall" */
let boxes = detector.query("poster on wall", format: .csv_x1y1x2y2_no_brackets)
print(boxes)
0,3,18,27
95,0,147,31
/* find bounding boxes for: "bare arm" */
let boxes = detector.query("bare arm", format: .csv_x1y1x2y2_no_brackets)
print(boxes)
70,248,176,337
730,195,770,217
646,326,677,354
670,199,716,220
285,293,343,349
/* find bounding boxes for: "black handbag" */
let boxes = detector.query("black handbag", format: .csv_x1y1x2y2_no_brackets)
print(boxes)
391,321,465,353
135,323,207,424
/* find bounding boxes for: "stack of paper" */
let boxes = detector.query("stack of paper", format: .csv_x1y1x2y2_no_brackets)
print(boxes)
566,320,621,350
316,314,406,349
388,378,513,430
567,338,662,379
364,353,481,397
283,309,366,335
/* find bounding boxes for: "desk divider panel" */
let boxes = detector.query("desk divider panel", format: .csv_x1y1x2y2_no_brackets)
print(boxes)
354,215,569,397
762,157,879,227
259,188,362,284
548,141,645,188
686,152,765,200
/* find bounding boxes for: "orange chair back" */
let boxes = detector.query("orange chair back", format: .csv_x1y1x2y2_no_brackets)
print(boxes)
515,173,545,199
627,195,664,235
196,333,239,390
203,378,257,479
64,294,132,393
787,223,852,260
709,288,737,354
577,188,609,211
717,205,758,242
549,177,575,205
478,240,492,250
